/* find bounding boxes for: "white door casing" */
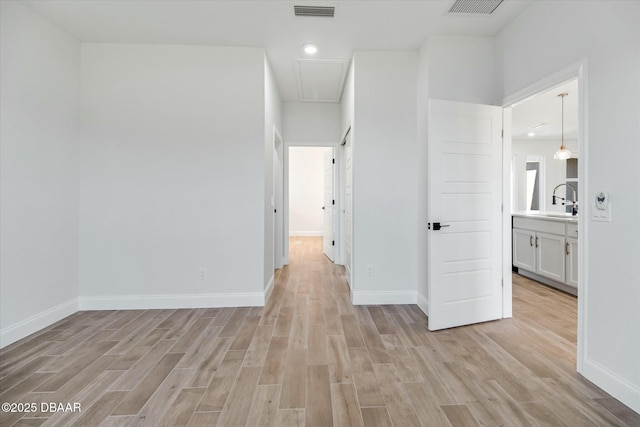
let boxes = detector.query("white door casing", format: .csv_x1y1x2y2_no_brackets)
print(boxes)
273,129,284,269
427,99,503,331
323,148,335,261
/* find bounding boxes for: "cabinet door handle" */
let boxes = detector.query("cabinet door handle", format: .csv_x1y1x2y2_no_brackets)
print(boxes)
530,235,534,247
535,237,539,248
566,242,570,256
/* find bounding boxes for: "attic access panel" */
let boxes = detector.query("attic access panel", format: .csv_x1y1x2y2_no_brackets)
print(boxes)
294,59,349,102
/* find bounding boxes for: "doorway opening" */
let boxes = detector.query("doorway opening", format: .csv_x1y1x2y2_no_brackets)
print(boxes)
504,68,585,372
285,145,341,267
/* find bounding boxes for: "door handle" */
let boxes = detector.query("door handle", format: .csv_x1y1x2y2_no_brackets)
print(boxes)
535,237,539,248
566,242,570,255
529,236,533,247
431,222,450,231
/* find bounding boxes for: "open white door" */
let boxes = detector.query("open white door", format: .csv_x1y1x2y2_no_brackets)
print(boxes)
427,99,503,331
322,148,335,261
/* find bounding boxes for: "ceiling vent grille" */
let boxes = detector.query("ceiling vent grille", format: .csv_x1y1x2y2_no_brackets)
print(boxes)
294,5,335,18
448,0,504,15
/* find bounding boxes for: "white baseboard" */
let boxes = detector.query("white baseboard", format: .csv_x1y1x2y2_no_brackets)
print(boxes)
351,291,417,305
289,231,323,237
264,275,275,303
582,357,640,414
1,298,79,349
79,292,265,311
417,292,429,317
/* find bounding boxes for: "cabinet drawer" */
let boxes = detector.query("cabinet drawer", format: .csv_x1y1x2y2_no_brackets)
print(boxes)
513,217,565,235
566,223,578,238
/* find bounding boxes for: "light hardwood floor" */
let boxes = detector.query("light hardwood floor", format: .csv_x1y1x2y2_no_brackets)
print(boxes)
1,236,639,426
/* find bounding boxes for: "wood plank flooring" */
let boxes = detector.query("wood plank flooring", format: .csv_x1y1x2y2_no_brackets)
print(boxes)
1,236,639,426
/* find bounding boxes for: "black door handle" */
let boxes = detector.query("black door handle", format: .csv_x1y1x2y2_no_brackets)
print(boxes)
429,222,450,230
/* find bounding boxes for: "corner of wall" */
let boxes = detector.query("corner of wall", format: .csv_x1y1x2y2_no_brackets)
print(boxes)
0,298,79,349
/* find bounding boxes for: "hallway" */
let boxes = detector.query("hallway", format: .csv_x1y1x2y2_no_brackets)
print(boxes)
0,237,638,426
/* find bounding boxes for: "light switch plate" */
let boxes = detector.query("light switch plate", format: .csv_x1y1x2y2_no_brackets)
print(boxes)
591,197,612,222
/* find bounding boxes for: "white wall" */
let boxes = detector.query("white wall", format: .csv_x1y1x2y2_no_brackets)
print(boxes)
416,36,499,313
512,139,579,213
283,102,341,144
341,60,355,139
288,147,327,235
426,36,498,104
498,0,640,412
351,51,418,303
0,1,81,347
80,44,267,308
264,56,283,289
416,42,430,313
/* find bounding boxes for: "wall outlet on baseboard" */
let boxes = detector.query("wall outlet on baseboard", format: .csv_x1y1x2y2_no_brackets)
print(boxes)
199,268,207,280
366,264,374,277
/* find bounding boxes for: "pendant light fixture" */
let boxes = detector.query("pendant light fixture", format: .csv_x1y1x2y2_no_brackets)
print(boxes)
554,92,571,160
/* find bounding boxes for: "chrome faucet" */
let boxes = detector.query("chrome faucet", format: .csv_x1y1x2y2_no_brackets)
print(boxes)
552,183,578,216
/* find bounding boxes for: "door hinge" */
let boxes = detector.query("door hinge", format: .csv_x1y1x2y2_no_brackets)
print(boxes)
501,129,504,138
501,278,504,287
332,158,335,164
332,240,335,246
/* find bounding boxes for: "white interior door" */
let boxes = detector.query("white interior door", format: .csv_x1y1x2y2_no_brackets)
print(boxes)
343,133,352,286
427,99,503,331
322,148,335,261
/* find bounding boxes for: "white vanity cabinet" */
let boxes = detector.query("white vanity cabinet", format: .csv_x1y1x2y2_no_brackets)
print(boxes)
512,215,578,292
564,222,579,288
565,237,579,288
536,232,566,282
513,228,536,272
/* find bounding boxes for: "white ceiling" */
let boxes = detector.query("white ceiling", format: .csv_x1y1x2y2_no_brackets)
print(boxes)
511,79,579,141
21,0,532,102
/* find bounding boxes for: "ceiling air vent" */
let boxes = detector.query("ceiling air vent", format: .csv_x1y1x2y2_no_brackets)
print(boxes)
448,0,504,15
294,5,335,18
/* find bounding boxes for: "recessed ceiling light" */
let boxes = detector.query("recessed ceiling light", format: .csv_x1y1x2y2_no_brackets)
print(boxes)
303,44,318,55
528,132,535,137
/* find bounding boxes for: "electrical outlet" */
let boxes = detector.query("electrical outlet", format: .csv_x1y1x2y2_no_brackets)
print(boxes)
366,264,374,277
199,268,207,280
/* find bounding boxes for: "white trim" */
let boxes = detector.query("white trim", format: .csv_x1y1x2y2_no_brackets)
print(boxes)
273,126,285,270
582,358,640,414
417,292,429,317
502,59,588,375
79,293,265,311
264,275,275,303
351,291,416,305
503,60,586,108
284,141,344,268
0,298,79,349
502,107,513,318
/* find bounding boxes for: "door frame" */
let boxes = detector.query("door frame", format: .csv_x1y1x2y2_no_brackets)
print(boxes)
502,59,588,373
273,126,284,270
283,141,344,267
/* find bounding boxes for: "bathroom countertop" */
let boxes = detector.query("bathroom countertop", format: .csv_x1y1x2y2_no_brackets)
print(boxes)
512,211,578,223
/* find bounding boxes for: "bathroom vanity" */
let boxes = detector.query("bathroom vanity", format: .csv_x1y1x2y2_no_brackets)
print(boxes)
512,212,578,295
